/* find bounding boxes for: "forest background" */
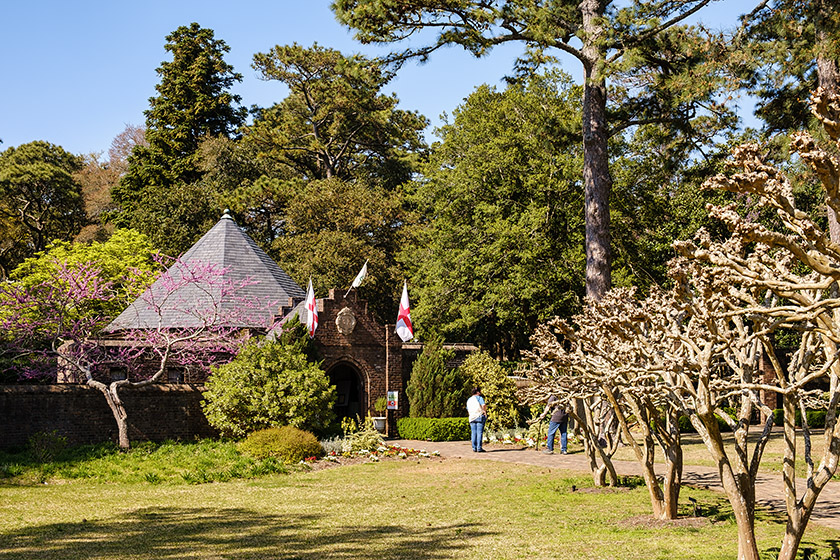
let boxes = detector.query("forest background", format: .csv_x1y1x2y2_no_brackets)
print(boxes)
0,0,834,360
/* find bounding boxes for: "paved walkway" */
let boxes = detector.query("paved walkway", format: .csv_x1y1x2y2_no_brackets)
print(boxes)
391,439,840,532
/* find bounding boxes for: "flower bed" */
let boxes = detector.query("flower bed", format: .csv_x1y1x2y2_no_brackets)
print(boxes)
303,444,442,471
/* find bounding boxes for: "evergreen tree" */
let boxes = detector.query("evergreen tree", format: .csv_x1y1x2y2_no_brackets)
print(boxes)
249,43,427,190
406,338,470,418
334,0,729,300
112,23,246,255
403,72,584,358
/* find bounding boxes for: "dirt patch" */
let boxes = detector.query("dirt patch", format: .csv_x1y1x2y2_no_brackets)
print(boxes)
618,514,711,529
572,485,632,494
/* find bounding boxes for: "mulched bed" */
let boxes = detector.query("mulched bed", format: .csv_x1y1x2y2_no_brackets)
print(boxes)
301,444,444,472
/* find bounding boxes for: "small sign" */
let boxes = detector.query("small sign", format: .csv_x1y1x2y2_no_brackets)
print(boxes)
387,390,398,410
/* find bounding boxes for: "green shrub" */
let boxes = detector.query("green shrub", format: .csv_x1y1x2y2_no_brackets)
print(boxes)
238,426,323,464
202,331,335,438
772,409,827,429
341,420,384,452
397,417,470,441
458,351,520,430
406,337,470,418
28,430,67,463
677,412,732,433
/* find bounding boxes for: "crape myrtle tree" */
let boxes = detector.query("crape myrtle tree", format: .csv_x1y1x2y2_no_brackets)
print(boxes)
522,288,684,517
525,89,840,559
333,0,733,300
0,256,254,450
112,23,246,256
0,141,86,278
673,88,840,560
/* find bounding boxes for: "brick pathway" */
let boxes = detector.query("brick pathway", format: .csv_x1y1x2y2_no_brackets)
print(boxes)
391,439,840,532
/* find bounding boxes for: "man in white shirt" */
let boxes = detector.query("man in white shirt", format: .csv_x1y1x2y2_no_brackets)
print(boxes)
466,387,487,452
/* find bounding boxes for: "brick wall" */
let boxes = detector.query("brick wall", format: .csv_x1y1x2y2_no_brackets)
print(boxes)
0,384,216,450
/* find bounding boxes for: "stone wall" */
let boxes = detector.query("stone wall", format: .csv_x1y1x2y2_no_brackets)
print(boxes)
0,384,216,450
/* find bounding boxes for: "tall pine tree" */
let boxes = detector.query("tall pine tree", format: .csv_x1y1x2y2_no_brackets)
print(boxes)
111,23,246,255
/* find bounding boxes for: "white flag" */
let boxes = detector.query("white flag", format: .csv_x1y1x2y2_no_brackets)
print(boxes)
345,261,368,297
305,278,318,338
351,260,368,288
395,281,414,342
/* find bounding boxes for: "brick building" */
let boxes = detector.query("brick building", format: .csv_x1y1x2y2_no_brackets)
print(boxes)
99,211,437,434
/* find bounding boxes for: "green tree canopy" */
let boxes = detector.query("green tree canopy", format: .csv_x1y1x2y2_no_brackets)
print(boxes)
9,229,161,317
334,0,729,300
112,23,246,255
739,0,840,133
270,177,405,321
403,72,584,358
0,141,86,277
249,43,427,190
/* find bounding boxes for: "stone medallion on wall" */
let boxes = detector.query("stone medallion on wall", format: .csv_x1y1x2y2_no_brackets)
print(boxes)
335,307,357,336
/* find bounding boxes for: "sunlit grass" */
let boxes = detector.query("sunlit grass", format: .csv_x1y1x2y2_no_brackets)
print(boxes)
0,439,287,485
1,459,839,559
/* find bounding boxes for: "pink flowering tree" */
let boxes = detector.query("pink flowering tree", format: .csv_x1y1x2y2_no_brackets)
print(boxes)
0,255,257,449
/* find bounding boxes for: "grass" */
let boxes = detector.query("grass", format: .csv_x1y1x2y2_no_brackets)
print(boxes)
0,439,287,485
1,456,840,559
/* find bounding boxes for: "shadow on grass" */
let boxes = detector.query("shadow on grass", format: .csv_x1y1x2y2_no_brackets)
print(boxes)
0,507,492,560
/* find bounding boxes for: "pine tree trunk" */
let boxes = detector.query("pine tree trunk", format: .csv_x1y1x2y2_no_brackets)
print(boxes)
580,0,612,301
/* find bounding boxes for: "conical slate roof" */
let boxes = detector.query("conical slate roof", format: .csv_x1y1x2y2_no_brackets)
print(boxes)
106,211,305,331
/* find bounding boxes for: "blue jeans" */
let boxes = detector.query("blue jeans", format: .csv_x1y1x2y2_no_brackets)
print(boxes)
547,419,568,452
469,416,486,451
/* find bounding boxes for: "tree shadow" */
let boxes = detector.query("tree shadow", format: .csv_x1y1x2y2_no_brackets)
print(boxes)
0,507,492,560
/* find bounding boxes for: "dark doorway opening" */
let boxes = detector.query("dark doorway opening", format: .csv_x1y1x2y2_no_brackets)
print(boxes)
327,363,363,421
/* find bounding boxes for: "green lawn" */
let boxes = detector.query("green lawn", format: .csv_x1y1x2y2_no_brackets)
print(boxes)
2,458,839,559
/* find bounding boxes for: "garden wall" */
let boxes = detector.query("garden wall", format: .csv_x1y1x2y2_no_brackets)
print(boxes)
0,384,216,450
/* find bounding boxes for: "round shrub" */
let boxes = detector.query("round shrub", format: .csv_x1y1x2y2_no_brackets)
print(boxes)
238,426,323,464
202,336,336,438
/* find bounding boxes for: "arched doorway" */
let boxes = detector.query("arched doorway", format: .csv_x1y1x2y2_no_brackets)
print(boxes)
327,362,363,421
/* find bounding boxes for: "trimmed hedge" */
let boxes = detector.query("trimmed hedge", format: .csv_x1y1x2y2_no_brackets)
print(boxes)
772,409,827,429
678,408,738,433
397,417,470,441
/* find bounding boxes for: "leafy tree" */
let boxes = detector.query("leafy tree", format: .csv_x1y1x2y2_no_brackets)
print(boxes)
0,141,86,277
739,0,840,133
459,351,519,431
202,334,336,438
406,338,470,418
8,229,161,319
249,43,427,189
404,72,584,357
112,23,246,255
0,257,248,449
270,177,405,321
334,0,728,300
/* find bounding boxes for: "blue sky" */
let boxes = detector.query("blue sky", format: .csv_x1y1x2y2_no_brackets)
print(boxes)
1,1,753,156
